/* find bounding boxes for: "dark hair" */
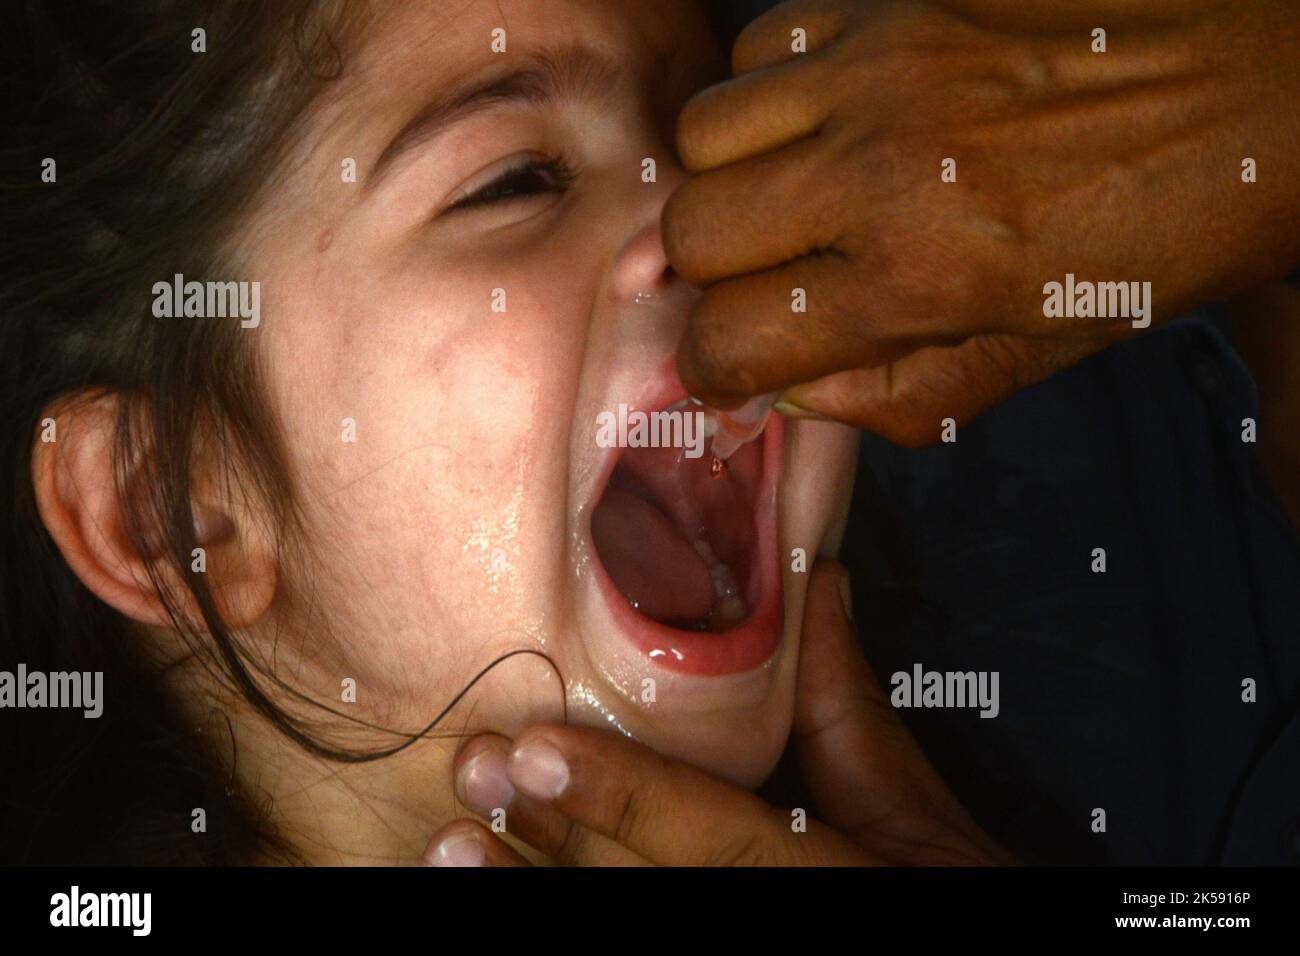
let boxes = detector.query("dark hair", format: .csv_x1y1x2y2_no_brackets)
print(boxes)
0,0,374,865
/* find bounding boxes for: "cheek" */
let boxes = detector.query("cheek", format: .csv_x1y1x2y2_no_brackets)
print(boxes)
260,262,591,715
779,421,860,612
788,419,859,533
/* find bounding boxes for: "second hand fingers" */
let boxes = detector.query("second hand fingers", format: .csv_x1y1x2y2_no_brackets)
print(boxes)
675,255,934,408
783,333,1098,446
422,819,531,868
453,734,649,866
493,726,856,866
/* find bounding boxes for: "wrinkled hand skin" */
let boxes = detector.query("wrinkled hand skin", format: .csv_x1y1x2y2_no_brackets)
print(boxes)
664,0,1300,445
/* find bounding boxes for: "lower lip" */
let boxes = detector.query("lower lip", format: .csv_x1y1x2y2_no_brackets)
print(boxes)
589,417,785,677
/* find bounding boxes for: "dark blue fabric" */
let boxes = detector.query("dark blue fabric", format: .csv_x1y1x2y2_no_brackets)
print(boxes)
725,0,1300,866
839,310,1300,864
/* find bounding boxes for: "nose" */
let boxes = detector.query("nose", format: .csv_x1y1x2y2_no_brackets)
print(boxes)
608,218,675,304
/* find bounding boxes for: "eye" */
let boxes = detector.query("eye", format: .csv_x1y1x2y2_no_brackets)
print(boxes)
445,153,577,214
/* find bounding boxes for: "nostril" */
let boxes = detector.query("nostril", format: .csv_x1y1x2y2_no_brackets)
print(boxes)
612,220,673,302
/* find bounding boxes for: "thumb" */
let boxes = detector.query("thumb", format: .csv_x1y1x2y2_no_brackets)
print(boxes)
793,559,910,835
793,561,983,845
782,334,1074,448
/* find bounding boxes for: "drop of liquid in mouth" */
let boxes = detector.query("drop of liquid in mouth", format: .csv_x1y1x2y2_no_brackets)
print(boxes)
709,456,726,479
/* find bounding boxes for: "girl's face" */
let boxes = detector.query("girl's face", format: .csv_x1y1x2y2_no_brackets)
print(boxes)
246,0,858,792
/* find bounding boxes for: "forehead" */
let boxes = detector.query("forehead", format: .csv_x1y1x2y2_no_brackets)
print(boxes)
246,0,720,248
329,0,715,136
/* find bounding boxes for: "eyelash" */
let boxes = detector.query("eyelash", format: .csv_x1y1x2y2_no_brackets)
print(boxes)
448,154,578,213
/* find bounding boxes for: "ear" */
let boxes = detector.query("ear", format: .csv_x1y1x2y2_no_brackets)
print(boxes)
31,391,278,632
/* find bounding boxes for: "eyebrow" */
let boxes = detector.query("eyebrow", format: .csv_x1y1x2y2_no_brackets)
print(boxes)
366,43,623,191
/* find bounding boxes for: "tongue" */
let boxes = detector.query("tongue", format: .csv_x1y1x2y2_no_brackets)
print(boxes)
592,485,715,626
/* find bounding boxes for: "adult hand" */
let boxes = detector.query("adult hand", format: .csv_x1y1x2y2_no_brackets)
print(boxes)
422,561,1012,866
664,0,1300,445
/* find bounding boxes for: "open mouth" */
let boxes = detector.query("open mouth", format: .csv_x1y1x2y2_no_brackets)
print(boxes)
588,402,782,677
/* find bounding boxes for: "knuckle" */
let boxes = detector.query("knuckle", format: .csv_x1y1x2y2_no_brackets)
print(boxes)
843,130,916,199
554,817,593,866
816,248,872,330
971,335,1061,396
886,414,942,449
834,138,989,333
873,380,951,447
706,799,794,867
961,39,1059,103
709,829,779,867
731,0,803,73
972,336,1029,390
919,235,986,320
1011,40,1066,93
731,17,775,74
852,224,978,341
684,299,750,393
675,94,724,171
609,786,644,850
606,750,671,851
661,182,715,282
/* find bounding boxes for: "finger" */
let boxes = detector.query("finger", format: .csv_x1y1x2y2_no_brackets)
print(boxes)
783,334,1094,446
731,0,857,74
452,733,648,866
795,560,1014,863
664,137,845,282
792,560,910,835
500,725,861,865
675,54,835,173
422,819,531,867
498,800,654,867
674,254,940,408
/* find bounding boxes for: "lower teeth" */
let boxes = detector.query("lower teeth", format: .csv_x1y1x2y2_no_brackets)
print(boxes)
693,540,749,631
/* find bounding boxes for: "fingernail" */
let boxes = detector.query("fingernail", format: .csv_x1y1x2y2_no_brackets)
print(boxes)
507,739,570,800
837,571,855,624
456,747,515,817
773,399,836,423
425,831,485,867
